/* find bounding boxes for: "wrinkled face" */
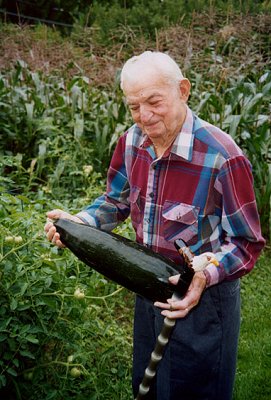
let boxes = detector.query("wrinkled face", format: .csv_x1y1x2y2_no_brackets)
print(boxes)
123,71,187,143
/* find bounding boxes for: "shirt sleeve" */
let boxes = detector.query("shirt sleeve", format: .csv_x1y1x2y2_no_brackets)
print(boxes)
76,134,130,231
204,155,266,287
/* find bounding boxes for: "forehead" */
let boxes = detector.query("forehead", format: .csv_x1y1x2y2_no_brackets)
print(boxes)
124,73,176,104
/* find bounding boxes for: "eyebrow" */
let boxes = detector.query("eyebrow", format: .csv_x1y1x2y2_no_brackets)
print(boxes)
127,93,163,106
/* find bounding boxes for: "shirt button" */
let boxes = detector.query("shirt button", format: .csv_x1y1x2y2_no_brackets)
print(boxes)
149,192,154,198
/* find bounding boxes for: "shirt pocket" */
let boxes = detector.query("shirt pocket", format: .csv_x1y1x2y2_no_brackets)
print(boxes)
162,201,199,245
128,186,142,225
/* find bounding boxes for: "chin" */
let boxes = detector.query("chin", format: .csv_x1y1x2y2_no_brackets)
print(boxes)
142,122,164,137
147,133,163,142
145,127,164,138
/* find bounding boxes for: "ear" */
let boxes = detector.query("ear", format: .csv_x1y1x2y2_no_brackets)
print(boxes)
179,79,191,102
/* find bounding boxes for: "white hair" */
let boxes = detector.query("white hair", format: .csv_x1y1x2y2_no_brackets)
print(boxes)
120,51,184,91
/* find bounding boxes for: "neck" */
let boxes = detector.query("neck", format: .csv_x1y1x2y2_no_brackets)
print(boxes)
152,109,187,157
152,137,175,158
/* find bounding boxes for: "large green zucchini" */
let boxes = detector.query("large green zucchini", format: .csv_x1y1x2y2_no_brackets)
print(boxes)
54,219,194,302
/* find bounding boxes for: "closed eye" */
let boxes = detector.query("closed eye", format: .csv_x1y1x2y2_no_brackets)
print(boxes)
129,105,139,112
149,100,161,106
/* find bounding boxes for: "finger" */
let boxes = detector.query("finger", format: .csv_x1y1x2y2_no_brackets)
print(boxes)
170,291,199,311
55,238,65,248
154,301,172,310
52,235,65,248
154,298,188,312
155,296,186,308
161,307,190,319
52,232,65,248
168,274,180,285
167,298,190,309
51,232,59,244
46,209,63,220
46,226,57,242
44,221,54,233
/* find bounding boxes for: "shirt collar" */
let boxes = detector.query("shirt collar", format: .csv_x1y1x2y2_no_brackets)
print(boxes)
139,105,194,162
171,105,194,161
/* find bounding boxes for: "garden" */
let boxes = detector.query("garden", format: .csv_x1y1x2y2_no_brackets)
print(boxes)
0,1,270,399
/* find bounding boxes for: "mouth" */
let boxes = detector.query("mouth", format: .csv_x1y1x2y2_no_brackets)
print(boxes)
144,121,160,131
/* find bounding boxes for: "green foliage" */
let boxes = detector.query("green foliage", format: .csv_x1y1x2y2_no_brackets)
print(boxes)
189,69,271,239
76,0,271,43
233,250,271,400
0,193,133,399
0,56,269,235
0,61,131,199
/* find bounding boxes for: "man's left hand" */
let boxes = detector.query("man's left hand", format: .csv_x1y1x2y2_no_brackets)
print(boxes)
154,271,206,319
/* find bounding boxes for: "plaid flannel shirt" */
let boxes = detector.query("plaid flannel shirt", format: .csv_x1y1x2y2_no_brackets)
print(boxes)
77,105,265,287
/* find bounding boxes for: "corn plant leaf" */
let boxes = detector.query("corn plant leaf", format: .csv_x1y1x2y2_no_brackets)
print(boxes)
194,92,211,114
259,72,269,83
256,115,269,127
242,93,263,115
222,114,241,139
262,82,271,96
74,115,84,139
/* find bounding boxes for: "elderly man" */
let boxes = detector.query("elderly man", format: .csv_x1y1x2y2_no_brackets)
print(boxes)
45,51,265,400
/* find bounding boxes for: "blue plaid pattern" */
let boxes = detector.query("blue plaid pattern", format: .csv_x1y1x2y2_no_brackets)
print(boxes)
77,106,265,287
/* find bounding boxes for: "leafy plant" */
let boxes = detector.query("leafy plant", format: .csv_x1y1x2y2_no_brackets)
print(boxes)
75,0,271,44
189,69,271,239
0,193,133,399
0,62,131,199
233,250,271,400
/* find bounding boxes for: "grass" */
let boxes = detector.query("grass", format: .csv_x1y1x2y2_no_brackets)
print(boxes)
233,249,271,400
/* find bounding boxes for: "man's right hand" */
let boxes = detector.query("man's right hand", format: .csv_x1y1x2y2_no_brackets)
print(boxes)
44,209,84,248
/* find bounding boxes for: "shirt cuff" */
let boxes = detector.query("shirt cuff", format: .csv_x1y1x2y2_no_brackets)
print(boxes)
203,262,221,288
75,211,97,227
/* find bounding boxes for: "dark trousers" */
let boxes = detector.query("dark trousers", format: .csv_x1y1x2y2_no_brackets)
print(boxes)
132,279,241,400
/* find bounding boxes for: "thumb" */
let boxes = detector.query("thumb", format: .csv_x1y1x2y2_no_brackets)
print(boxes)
169,274,180,285
46,209,65,220
46,209,83,224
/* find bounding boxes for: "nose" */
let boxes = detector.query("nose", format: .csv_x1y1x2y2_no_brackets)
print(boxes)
140,106,153,124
